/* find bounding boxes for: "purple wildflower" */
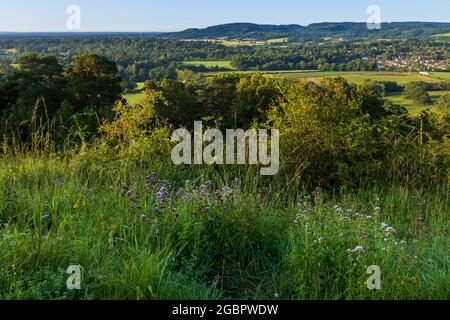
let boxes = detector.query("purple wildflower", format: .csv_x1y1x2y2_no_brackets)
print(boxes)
155,186,171,205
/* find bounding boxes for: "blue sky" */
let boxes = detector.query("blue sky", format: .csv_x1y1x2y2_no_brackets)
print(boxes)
0,0,449,32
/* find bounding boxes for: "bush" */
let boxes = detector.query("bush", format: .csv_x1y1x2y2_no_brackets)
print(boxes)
404,81,431,104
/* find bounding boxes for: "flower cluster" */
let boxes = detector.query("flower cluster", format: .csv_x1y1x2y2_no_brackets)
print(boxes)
215,186,238,204
145,172,158,190
198,181,212,198
144,172,173,208
381,222,397,239
347,245,365,254
146,172,171,192
347,245,365,261
294,206,313,224
156,186,171,206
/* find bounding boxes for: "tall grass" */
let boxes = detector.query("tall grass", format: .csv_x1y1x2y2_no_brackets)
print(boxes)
0,151,448,300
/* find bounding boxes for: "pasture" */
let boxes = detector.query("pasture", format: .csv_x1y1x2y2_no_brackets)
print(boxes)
181,60,234,70
205,70,449,85
385,91,450,116
264,71,444,85
123,92,146,105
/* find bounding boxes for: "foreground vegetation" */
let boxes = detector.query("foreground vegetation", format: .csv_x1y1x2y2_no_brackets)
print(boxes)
0,154,448,299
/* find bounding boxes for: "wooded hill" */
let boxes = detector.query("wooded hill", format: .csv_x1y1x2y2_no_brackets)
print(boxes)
160,22,450,41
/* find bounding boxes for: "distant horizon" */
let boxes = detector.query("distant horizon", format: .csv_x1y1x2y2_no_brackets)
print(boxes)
1,20,450,34
1,0,449,33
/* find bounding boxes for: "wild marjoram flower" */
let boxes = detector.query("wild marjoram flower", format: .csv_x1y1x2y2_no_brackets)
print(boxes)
171,121,280,176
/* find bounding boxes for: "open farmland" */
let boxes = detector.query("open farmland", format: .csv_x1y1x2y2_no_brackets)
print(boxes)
385,91,450,116
181,60,234,70
206,70,446,85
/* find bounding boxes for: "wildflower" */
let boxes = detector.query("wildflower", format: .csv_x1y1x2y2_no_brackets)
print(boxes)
145,172,158,190
176,188,190,200
373,206,382,215
199,184,210,198
347,246,365,254
222,186,237,202
304,223,311,233
313,187,323,200
381,222,397,235
215,190,224,203
159,179,172,190
385,227,396,234
155,186,170,205
122,185,137,203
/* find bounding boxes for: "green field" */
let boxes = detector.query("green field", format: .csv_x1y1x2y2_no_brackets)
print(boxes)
182,60,234,70
432,32,450,37
123,92,146,105
206,70,450,85
428,72,450,81
122,82,146,104
264,71,446,85
136,82,146,90
308,72,440,85
385,91,450,116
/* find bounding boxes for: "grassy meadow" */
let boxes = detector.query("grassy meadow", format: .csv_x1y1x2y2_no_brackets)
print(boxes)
0,153,448,300
123,92,146,105
206,70,447,84
181,60,234,70
386,91,450,116
269,70,439,83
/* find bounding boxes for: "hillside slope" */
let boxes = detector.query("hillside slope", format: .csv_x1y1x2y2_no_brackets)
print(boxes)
160,22,450,41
